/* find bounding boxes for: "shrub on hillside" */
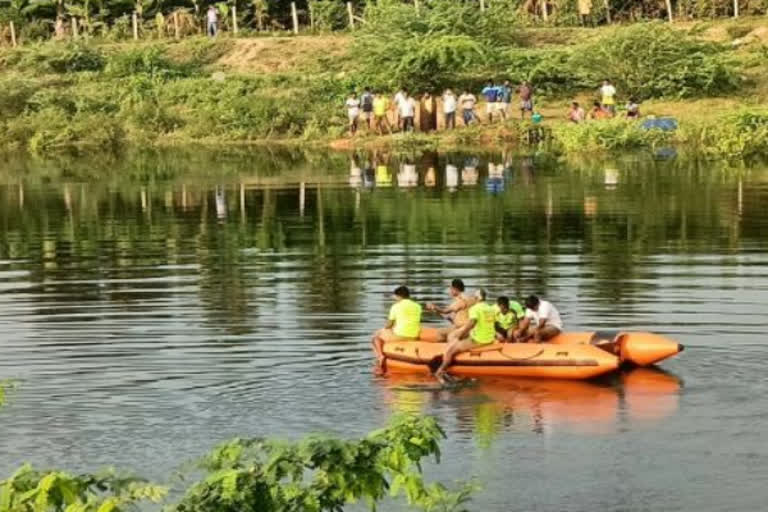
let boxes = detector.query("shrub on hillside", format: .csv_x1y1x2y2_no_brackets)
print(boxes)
3,43,105,73
105,46,192,78
572,23,739,99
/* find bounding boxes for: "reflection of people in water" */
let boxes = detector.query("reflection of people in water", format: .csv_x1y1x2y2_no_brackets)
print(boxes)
604,167,619,189
374,153,392,188
397,161,418,187
424,167,436,187
215,186,226,219
349,156,362,188
445,162,459,191
462,157,479,186
520,156,535,185
486,161,505,194
362,158,375,188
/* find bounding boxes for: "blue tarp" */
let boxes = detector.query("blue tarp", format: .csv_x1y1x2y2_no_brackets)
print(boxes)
642,117,679,131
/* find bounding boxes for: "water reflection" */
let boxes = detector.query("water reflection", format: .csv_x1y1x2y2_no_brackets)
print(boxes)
1,149,768,511
379,369,682,442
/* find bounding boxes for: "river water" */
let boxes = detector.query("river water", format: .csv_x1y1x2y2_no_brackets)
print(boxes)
1,149,767,511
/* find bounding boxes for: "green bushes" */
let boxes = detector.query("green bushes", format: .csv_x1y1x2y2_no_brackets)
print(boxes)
105,46,193,78
3,43,105,73
571,24,739,99
680,110,768,159
308,0,348,31
0,416,476,512
552,119,673,152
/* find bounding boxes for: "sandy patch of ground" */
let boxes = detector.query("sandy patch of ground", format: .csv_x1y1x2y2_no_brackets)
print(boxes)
214,35,349,73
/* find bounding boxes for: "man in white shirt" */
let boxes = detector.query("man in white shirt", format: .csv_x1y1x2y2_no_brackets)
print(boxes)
393,88,407,131
512,295,563,342
442,89,457,129
398,92,417,133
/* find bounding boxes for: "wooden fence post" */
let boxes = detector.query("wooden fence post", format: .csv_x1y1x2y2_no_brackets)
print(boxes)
232,5,238,35
309,2,314,30
665,0,673,22
733,0,739,17
603,0,612,23
72,17,79,39
291,2,299,34
132,12,139,40
347,2,354,29
9,21,17,47
173,12,180,39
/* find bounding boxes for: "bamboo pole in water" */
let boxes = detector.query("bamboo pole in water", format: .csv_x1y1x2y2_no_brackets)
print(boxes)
665,0,673,22
9,21,17,47
232,5,238,35
603,0,612,24
347,2,354,29
733,0,739,17
72,17,79,39
132,12,139,40
480,0,486,13
291,2,299,34
542,0,548,21
414,0,420,13
174,12,180,39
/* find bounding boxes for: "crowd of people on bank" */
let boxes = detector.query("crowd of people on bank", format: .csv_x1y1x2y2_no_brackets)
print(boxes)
344,80,539,136
372,279,563,383
345,79,642,136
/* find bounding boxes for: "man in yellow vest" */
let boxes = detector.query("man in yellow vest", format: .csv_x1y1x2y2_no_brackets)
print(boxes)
372,285,422,373
434,288,496,384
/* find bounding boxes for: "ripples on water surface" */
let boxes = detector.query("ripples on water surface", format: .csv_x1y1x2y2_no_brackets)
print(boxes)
1,149,768,511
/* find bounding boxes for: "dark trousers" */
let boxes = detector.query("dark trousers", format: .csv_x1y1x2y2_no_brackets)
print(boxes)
402,116,414,132
445,112,456,129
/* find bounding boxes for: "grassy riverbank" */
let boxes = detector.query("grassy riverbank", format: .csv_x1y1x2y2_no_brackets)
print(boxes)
1,12,767,158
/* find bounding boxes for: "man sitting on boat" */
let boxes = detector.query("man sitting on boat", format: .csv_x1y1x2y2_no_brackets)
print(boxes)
434,289,496,384
494,296,525,342
425,278,474,331
513,295,563,342
371,286,422,373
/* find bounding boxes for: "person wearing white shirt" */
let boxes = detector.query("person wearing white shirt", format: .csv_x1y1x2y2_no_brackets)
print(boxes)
398,92,417,133
513,295,563,342
442,89,457,129
393,88,407,131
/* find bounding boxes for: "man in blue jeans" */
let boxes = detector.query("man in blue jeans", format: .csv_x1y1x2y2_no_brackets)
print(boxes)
207,6,218,37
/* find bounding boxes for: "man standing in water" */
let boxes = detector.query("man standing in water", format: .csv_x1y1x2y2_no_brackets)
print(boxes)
434,289,496,384
513,294,563,342
372,286,422,373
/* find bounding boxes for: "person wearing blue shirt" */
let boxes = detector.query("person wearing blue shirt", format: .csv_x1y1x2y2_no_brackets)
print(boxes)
497,80,512,121
481,80,500,124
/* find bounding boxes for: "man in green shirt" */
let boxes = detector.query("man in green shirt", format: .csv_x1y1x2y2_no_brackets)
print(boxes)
434,289,495,384
372,285,422,373
494,296,525,342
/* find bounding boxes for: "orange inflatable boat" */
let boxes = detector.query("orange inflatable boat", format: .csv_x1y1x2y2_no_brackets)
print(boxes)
548,331,684,366
380,328,682,379
382,341,619,380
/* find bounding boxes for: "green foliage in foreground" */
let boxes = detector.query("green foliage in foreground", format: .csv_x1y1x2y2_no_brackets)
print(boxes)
0,466,167,512
0,416,476,512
